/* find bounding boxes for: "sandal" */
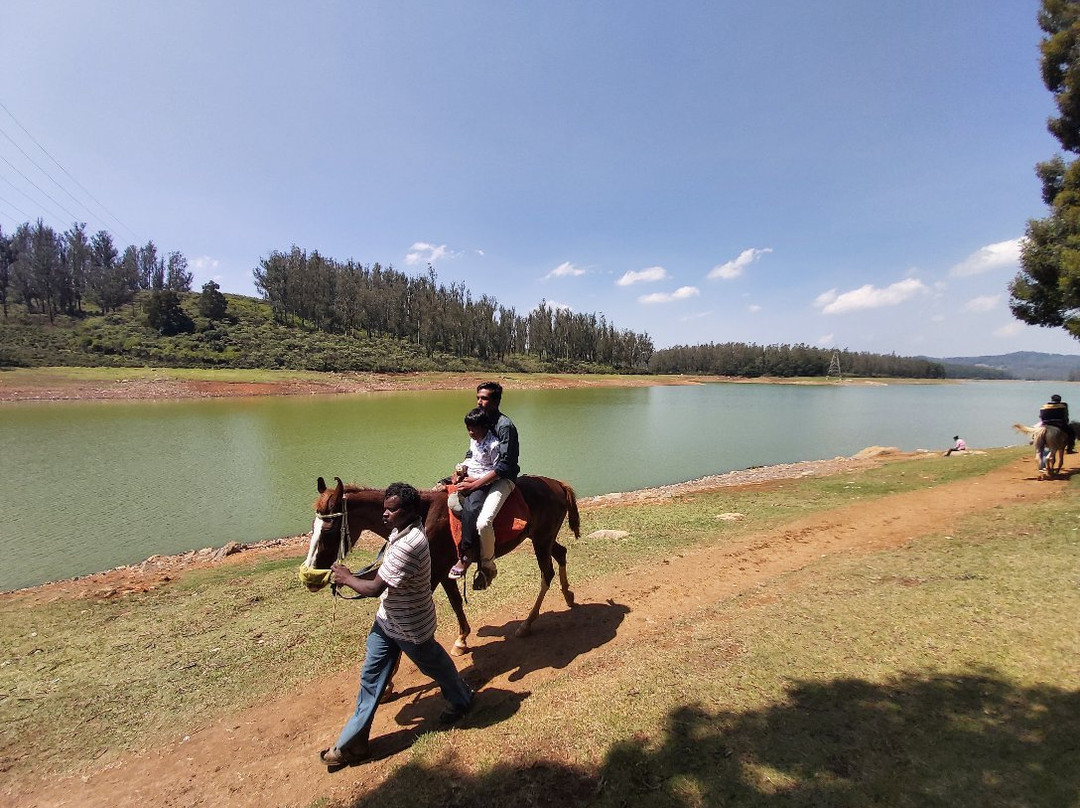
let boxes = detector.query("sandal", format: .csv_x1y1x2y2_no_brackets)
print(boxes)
319,744,369,770
449,559,470,580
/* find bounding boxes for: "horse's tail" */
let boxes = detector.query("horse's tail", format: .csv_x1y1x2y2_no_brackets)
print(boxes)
1013,423,1043,441
560,480,580,539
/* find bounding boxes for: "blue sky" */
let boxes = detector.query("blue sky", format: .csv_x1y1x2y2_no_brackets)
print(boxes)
2,1,1078,358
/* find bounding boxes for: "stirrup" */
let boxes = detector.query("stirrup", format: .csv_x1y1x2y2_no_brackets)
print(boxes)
472,563,497,591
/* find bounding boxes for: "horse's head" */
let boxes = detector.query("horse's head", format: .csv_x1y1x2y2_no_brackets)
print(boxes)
297,476,348,592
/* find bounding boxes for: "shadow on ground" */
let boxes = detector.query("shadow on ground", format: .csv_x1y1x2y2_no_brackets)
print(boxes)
340,667,1080,808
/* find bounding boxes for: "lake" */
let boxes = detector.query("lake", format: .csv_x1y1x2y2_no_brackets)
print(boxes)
0,380,1068,591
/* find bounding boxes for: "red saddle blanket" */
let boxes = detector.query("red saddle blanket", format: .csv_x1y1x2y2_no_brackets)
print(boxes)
447,484,530,552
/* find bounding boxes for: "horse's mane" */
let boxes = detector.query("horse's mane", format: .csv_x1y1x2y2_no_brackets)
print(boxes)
316,483,445,515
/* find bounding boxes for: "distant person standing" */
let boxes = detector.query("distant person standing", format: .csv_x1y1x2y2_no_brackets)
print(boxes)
943,435,966,457
1038,394,1076,453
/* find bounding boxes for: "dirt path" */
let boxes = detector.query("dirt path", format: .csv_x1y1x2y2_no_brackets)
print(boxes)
7,455,1065,808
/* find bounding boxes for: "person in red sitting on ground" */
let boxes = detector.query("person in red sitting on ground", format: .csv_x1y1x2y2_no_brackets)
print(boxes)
451,382,520,591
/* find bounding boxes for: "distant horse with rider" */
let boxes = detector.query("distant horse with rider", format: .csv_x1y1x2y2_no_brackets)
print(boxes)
1013,422,1077,478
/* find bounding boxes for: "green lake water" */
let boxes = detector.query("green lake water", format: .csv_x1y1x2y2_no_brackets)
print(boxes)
0,380,1066,591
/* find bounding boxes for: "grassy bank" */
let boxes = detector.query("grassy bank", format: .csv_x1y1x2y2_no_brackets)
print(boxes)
2,448,1076,806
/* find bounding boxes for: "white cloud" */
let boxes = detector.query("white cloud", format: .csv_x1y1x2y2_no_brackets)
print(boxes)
680,311,712,321
547,300,573,311
994,321,1025,337
617,266,669,286
707,247,773,280
965,294,1000,313
814,278,929,315
546,261,586,279
748,304,762,313
949,238,1022,277
405,242,451,265
817,333,835,346
190,256,220,272
639,286,700,304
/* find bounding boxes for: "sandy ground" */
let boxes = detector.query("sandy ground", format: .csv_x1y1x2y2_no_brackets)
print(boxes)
4,448,1068,808
0,368,899,403
0,370,726,402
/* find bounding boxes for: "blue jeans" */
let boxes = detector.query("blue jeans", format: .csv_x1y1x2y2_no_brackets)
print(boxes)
334,621,473,754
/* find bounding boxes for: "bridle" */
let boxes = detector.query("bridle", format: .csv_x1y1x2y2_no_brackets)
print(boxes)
316,495,386,600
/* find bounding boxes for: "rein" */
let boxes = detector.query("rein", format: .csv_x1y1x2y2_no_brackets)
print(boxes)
322,496,386,600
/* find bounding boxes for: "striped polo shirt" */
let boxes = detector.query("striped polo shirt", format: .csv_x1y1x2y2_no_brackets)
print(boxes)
375,519,437,644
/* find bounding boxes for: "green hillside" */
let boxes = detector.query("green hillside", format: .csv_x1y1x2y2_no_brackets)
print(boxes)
0,293,568,374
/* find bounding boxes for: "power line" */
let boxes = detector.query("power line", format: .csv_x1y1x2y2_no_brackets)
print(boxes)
0,165,71,225
0,101,138,241
0,124,110,233
0,152,83,225
0,190,33,223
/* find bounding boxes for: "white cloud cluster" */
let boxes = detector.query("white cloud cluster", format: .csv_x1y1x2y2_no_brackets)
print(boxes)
405,242,451,265
707,247,773,280
814,278,929,315
639,286,700,304
949,238,1022,277
546,261,586,279
617,266,669,286
965,294,1000,313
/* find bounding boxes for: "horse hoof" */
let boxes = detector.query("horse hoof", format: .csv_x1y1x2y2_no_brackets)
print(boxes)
515,624,532,639
451,639,470,657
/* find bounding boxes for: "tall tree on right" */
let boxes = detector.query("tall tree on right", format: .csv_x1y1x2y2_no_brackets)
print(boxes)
1011,0,1080,339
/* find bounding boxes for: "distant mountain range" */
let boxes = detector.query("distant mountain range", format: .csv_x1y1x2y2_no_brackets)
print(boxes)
929,351,1080,381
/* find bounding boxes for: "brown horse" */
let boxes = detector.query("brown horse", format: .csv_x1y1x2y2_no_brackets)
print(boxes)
300,475,580,654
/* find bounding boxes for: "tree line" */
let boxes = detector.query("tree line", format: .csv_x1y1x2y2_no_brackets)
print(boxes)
0,219,192,322
253,246,654,370
648,342,946,378
1,222,950,378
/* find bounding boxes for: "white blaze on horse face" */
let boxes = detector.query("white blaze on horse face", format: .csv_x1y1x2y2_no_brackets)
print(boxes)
304,518,325,568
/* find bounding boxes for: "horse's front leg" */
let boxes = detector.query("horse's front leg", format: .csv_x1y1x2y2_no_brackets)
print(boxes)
517,552,557,638
516,576,551,638
440,579,472,655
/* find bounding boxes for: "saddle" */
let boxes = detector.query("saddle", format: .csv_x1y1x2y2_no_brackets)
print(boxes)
447,484,530,552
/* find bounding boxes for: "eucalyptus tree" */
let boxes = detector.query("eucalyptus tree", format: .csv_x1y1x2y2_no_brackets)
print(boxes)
87,230,125,313
165,251,192,292
0,226,11,317
138,241,164,289
8,220,63,319
29,219,64,322
63,223,92,314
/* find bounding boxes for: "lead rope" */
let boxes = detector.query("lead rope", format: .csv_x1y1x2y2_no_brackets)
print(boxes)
330,495,388,601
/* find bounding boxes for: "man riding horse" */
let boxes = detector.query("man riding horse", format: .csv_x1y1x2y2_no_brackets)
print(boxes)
1039,394,1076,454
